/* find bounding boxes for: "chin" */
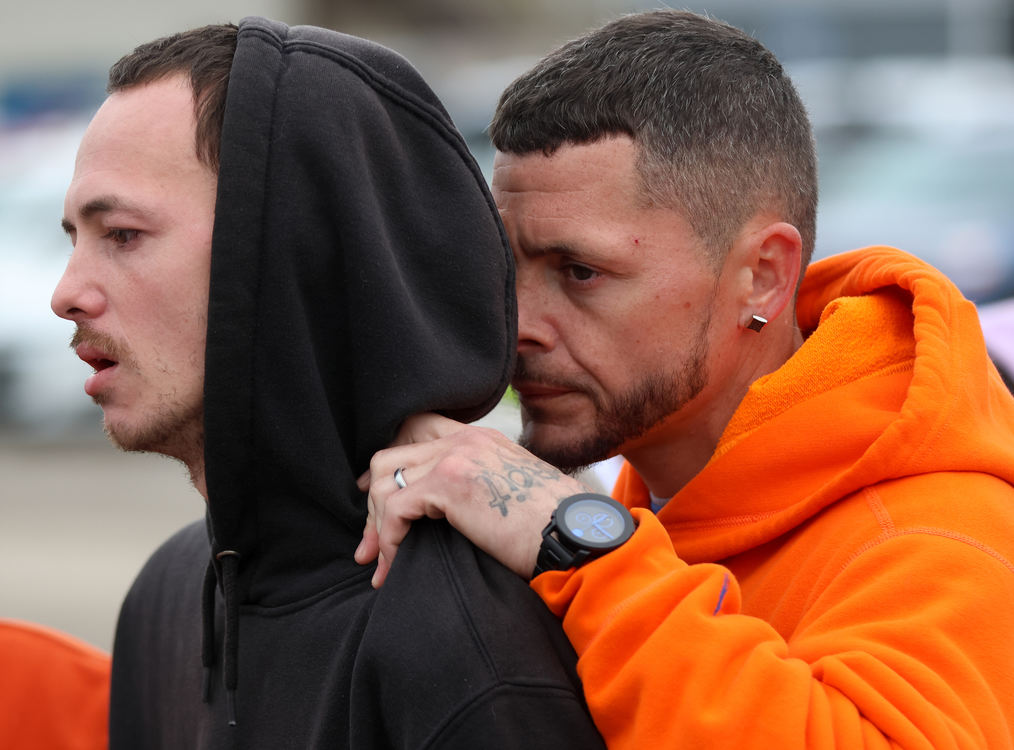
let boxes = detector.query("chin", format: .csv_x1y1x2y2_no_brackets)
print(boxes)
104,404,203,464
104,418,160,454
520,421,616,475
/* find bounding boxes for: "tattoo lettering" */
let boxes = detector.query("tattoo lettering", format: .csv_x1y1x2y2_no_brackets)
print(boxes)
477,451,561,516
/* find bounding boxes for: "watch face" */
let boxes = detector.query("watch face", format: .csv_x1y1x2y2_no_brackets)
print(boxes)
560,495,634,550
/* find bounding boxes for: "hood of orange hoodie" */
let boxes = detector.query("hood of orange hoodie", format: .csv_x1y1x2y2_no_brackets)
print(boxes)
621,246,1014,563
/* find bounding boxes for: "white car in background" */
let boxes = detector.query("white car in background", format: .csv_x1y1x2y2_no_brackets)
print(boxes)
0,116,100,434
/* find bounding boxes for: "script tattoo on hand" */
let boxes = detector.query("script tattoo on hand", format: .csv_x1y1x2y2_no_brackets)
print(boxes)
477,450,561,517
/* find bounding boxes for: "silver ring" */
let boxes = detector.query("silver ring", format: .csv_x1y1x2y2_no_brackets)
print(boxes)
393,467,408,490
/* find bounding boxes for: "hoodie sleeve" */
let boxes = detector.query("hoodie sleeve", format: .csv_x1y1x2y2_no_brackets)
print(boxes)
532,506,1014,749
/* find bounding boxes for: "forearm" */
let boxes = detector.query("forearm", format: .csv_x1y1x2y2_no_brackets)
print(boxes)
534,512,1014,749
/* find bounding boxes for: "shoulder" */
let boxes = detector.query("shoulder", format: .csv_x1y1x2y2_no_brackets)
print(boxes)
876,472,1014,533
0,617,109,682
357,518,602,749
0,619,110,750
129,518,209,587
871,472,1014,567
115,519,208,639
375,518,579,678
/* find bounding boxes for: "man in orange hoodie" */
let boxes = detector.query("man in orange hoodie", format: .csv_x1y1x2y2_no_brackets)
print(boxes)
358,9,1014,749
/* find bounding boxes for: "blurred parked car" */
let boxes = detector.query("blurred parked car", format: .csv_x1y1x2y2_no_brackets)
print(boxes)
0,116,100,434
793,56,1014,303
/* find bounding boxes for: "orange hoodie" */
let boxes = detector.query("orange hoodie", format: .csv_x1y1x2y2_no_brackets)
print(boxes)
0,619,110,750
533,247,1014,749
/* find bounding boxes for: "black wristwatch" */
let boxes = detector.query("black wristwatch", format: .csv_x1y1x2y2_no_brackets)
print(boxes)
533,493,636,577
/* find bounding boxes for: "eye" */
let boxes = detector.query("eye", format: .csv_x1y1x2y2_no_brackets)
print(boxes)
102,228,140,247
564,263,600,283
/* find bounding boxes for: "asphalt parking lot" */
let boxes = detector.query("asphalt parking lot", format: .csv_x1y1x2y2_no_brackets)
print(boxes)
1,429,202,652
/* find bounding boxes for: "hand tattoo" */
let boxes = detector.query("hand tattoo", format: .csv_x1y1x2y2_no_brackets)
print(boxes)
476,450,561,517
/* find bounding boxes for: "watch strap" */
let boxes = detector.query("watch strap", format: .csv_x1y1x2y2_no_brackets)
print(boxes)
533,532,590,577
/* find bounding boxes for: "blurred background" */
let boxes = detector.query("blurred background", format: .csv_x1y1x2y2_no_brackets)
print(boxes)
3,0,1014,651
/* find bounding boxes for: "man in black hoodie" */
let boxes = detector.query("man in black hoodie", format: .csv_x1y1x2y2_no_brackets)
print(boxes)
55,19,604,749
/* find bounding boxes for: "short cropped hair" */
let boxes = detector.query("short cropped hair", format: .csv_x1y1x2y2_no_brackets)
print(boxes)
107,24,238,172
490,10,817,266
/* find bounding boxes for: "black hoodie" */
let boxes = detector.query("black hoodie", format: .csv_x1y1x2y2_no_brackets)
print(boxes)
109,18,604,749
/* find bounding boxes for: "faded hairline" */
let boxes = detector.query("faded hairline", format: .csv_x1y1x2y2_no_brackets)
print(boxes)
489,10,818,270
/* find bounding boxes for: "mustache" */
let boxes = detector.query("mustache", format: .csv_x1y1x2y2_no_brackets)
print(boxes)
70,326,133,367
513,356,587,393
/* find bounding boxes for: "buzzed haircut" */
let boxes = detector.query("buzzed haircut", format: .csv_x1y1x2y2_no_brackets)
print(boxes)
490,10,818,266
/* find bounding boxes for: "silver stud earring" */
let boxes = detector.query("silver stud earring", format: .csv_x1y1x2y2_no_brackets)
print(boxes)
746,315,767,332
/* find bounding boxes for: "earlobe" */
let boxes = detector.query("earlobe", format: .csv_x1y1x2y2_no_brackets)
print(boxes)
741,221,802,329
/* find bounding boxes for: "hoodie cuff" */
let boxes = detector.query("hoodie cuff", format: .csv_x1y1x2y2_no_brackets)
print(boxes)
530,508,687,655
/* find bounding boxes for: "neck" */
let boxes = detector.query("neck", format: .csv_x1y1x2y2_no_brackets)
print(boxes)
191,463,208,500
627,321,804,503
619,395,738,501
160,453,206,499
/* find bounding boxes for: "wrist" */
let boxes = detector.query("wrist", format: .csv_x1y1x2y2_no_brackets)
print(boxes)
531,493,635,578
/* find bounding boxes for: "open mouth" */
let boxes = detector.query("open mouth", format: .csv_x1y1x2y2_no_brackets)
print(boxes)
77,348,118,373
73,341,121,397
69,331,126,399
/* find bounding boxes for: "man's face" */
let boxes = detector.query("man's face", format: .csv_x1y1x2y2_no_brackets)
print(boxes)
54,75,216,463
492,135,742,472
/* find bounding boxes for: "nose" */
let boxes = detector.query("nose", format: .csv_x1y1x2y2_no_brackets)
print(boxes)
514,261,556,356
51,249,105,322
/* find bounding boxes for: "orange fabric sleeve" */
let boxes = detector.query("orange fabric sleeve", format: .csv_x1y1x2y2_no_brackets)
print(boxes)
0,619,110,750
533,508,1014,749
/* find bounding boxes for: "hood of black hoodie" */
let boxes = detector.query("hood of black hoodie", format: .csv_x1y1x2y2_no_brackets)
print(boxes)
202,18,516,607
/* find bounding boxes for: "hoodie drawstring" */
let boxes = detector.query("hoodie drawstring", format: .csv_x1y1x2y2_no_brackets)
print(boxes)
200,550,242,728
200,560,217,703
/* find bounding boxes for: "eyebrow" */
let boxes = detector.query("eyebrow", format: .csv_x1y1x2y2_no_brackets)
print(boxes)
523,242,579,259
523,242,611,265
61,196,150,235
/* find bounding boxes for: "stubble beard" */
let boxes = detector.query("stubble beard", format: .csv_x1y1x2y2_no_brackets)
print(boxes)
104,397,205,474
73,326,205,472
517,313,711,474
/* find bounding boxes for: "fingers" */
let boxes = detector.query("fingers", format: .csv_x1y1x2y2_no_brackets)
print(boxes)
354,494,380,564
357,460,442,589
393,412,468,446
357,418,563,585
372,505,417,588
355,468,370,492
372,551,392,589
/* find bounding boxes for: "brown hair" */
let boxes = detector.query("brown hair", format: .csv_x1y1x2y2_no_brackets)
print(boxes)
107,24,238,172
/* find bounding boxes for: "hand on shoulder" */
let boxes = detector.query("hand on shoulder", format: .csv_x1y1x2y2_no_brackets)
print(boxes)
356,413,590,585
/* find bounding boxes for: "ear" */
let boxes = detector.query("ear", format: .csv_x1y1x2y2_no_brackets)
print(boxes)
739,221,802,330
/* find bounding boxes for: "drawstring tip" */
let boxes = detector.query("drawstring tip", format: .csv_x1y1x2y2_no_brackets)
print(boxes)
227,689,238,727
202,667,211,703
